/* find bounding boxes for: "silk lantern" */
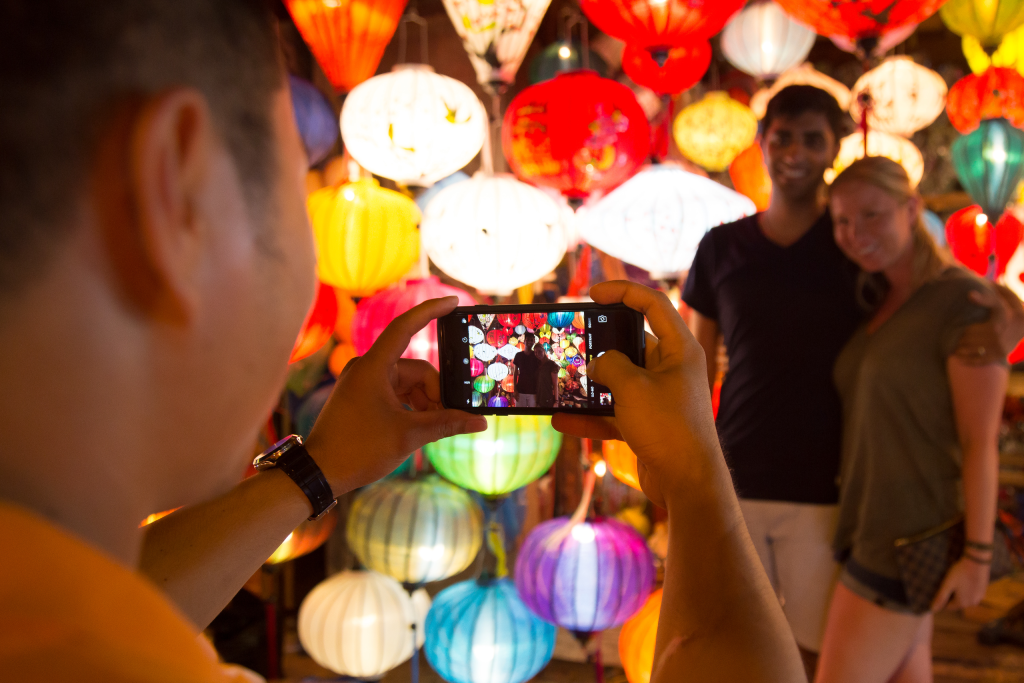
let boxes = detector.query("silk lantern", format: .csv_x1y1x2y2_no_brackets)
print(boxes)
720,1,817,80
941,0,1024,47
578,164,757,277
350,277,475,369
503,71,650,202
849,56,948,137
515,516,655,633
953,118,1024,218
308,179,420,296
547,311,575,328
298,570,423,678
621,41,712,95
947,67,1024,133
290,282,339,364
487,330,509,348
529,41,609,83
730,143,772,211
497,313,522,329
340,65,488,187
750,63,853,118
827,131,925,187
266,510,338,565
619,589,663,683
673,92,758,172
946,204,1024,277
962,23,1024,74
441,0,553,93
424,578,556,683
579,0,746,48
602,440,643,492
421,173,571,294
489,396,512,408
424,416,562,497
289,76,339,166
346,474,484,585
774,0,946,43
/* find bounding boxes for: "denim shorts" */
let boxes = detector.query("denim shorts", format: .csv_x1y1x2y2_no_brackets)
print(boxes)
840,558,919,615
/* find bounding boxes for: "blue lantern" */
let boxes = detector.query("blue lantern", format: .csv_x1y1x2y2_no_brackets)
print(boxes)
425,578,555,683
288,75,338,166
547,311,575,329
952,118,1024,219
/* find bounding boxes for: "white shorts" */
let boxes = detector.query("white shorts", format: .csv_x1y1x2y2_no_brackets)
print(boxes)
739,499,840,652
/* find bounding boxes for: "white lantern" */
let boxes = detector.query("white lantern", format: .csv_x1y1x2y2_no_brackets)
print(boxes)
750,63,852,118
849,56,948,137
721,1,817,80
826,131,925,187
421,173,571,294
297,570,424,678
578,164,757,277
340,65,488,187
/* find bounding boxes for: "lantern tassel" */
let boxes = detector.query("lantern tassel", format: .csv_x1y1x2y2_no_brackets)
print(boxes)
411,622,420,683
593,632,605,683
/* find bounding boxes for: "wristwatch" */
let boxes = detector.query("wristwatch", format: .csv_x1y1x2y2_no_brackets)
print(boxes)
253,435,337,521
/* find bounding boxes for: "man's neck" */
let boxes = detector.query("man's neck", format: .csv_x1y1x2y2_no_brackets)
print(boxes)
759,187,828,248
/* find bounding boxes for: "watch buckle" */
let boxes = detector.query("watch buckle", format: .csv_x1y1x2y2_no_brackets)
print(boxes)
309,498,338,522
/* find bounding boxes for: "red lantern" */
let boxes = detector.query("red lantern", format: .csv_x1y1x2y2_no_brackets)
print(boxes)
580,0,745,49
947,68,1024,134
774,0,945,42
945,205,1024,278
283,0,408,92
503,71,651,201
523,312,548,329
290,282,339,364
621,41,712,95
497,313,522,329
486,329,510,348
729,143,772,212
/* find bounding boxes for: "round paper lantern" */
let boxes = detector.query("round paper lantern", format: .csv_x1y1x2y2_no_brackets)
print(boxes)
953,118,1024,217
946,204,1024,277
290,281,339,364
947,67,1024,134
351,277,475,369
470,359,486,377
750,63,853,118
619,589,662,683
572,311,585,329
497,313,522,329
486,330,510,348
579,164,757,277
283,0,407,93
729,143,772,211
474,375,497,393
721,0,817,80
468,326,486,344
487,364,510,382
289,75,339,166
602,440,642,492
472,392,485,407
579,0,746,48
826,131,925,187
849,56,948,137
340,65,488,187
774,0,946,42
298,570,422,678
424,415,562,497
673,92,758,172
488,396,511,408
501,374,517,392
515,516,655,633
308,179,420,296
266,510,338,565
547,311,575,328
529,41,610,84
941,0,1024,47
621,42,712,95
424,578,556,683
346,475,484,585
523,313,547,330
502,71,650,201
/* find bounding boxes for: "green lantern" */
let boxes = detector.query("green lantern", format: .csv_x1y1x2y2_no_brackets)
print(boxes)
424,416,562,497
952,118,1024,219
473,375,495,394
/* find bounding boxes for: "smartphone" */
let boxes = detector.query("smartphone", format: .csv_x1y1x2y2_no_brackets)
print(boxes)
438,303,645,415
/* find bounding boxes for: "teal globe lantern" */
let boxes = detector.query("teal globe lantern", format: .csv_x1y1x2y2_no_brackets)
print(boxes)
952,118,1024,219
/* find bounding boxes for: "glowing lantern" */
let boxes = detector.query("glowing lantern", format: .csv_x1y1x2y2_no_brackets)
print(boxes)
501,375,517,392
487,364,510,382
475,344,499,362
266,511,338,565
953,118,1024,218
673,92,758,172
486,330,509,348
488,396,511,408
579,164,757,277
497,313,522,329
470,359,486,377
473,375,496,394
340,65,488,187
826,131,925,187
529,41,610,83
750,63,852,118
730,143,772,211
289,76,338,166
351,277,475,369
579,0,746,48
290,282,339,364
328,342,357,378
298,570,424,678
572,311,585,330
547,311,575,328
515,516,655,632
946,67,1024,134
421,173,571,294
346,475,484,585
502,71,650,202
774,0,946,43
721,1,817,80
283,0,408,93
424,578,556,683
523,313,547,329
619,589,663,683
941,0,1024,47
962,24,1024,74
424,416,562,497
308,179,420,296
849,56,948,137
602,440,642,492
946,204,1024,277
621,41,712,95
441,0,553,93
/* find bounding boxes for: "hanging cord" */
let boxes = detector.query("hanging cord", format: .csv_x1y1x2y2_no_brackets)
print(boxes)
479,498,509,581
481,105,495,175
560,8,591,71
397,8,429,65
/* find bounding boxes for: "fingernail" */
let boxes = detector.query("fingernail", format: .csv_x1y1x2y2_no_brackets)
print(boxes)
467,417,488,432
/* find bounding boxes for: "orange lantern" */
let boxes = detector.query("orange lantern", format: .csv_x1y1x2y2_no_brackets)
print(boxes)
328,342,358,378
619,588,663,683
334,292,357,343
266,511,338,565
290,281,339,364
501,373,517,392
729,143,772,212
947,67,1024,133
283,0,409,92
603,440,643,492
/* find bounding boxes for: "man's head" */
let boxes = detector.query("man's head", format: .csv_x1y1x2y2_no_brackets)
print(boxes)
760,85,847,203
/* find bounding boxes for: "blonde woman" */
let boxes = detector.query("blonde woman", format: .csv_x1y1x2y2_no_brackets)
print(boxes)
815,157,1008,683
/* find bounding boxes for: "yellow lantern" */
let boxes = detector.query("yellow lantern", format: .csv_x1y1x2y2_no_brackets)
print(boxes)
849,56,948,137
602,439,642,492
619,588,663,683
964,23,1024,74
672,92,758,172
825,131,924,188
941,0,1024,48
750,63,852,118
308,178,421,297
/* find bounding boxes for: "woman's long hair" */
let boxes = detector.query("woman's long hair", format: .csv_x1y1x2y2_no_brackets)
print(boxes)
828,156,949,311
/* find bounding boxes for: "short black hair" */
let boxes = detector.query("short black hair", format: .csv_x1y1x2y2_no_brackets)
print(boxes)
761,85,848,145
0,1,282,295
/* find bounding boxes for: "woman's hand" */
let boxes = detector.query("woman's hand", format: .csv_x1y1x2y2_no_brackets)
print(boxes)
932,556,991,611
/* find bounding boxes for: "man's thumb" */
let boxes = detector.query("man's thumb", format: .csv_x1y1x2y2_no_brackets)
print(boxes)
587,350,644,394
410,409,489,446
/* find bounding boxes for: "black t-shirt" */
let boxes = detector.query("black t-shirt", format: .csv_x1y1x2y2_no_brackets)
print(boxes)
513,352,541,394
683,212,862,504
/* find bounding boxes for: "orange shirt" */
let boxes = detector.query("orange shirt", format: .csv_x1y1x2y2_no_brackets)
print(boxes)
0,503,259,682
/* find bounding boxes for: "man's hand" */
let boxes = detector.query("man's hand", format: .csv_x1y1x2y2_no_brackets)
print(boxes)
304,296,487,495
955,283,1024,365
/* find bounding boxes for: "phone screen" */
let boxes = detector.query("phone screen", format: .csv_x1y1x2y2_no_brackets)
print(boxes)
441,305,643,414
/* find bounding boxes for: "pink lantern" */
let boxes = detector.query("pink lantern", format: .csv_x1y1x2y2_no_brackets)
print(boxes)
470,359,486,377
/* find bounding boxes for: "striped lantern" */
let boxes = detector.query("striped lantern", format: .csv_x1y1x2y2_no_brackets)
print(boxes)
346,474,484,586
720,0,816,80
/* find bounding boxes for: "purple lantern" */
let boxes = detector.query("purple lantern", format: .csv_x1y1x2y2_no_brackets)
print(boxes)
488,396,510,408
514,517,654,634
